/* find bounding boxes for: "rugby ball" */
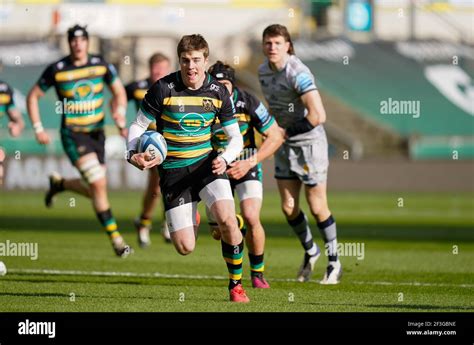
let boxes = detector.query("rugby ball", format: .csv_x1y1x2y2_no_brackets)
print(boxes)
138,131,167,165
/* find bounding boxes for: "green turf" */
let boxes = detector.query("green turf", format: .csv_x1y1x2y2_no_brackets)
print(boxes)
0,190,473,312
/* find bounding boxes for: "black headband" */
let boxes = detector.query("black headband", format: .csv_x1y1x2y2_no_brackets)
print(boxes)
68,26,89,42
209,64,235,84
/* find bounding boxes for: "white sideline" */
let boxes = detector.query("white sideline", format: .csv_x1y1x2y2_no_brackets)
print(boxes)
6,268,474,288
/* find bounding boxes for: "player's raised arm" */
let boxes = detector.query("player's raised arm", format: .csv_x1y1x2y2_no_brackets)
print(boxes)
27,84,50,145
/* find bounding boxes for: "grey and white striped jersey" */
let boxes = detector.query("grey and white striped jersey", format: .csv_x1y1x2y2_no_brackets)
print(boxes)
258,55,326,146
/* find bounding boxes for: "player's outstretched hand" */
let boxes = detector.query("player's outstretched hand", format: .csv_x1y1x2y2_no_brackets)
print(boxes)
227,159,255,180
212,156,227,175
129,152,159,170
35,131,51,145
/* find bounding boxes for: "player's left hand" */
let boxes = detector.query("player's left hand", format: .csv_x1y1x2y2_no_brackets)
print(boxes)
8,122,23,137
226,159,255,180
212,156,227,175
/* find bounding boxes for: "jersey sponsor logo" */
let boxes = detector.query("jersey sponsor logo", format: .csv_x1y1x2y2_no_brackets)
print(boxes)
56,61,65,70
168,82,175,89
179,112,206,133
210,84,220,92
255,102,269,122
235,100,245,108
72,79,95,100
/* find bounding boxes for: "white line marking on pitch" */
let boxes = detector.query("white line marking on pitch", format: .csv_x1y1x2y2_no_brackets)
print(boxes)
6,268,474,288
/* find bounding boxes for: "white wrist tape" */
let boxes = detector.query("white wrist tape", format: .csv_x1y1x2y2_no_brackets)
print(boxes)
33,122,44,134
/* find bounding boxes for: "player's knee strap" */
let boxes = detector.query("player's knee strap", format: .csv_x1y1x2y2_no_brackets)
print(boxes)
235,180,263,201
166,202,199,233
198,179,233,209
78,157,105,184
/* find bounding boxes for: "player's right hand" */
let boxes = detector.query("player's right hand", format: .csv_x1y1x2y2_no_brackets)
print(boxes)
35,131,51,145
211,156,227,175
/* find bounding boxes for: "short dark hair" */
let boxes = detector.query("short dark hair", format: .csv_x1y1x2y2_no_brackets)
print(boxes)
208,61,235,84
67,24,89,42
262,24,295,55
177,34,209,58
148,53,170,68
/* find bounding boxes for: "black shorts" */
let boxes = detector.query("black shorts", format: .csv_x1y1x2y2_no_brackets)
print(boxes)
158,151,228,211
60,128,105,165
229,162,263,191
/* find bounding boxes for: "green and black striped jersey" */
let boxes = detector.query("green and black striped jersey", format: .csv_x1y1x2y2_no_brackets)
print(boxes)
140,71,237,169
211,87,274,158
0,80,16,120
37,54,118,132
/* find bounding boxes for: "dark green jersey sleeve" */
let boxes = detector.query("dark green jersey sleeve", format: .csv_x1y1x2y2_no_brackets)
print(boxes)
37,64,55,92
